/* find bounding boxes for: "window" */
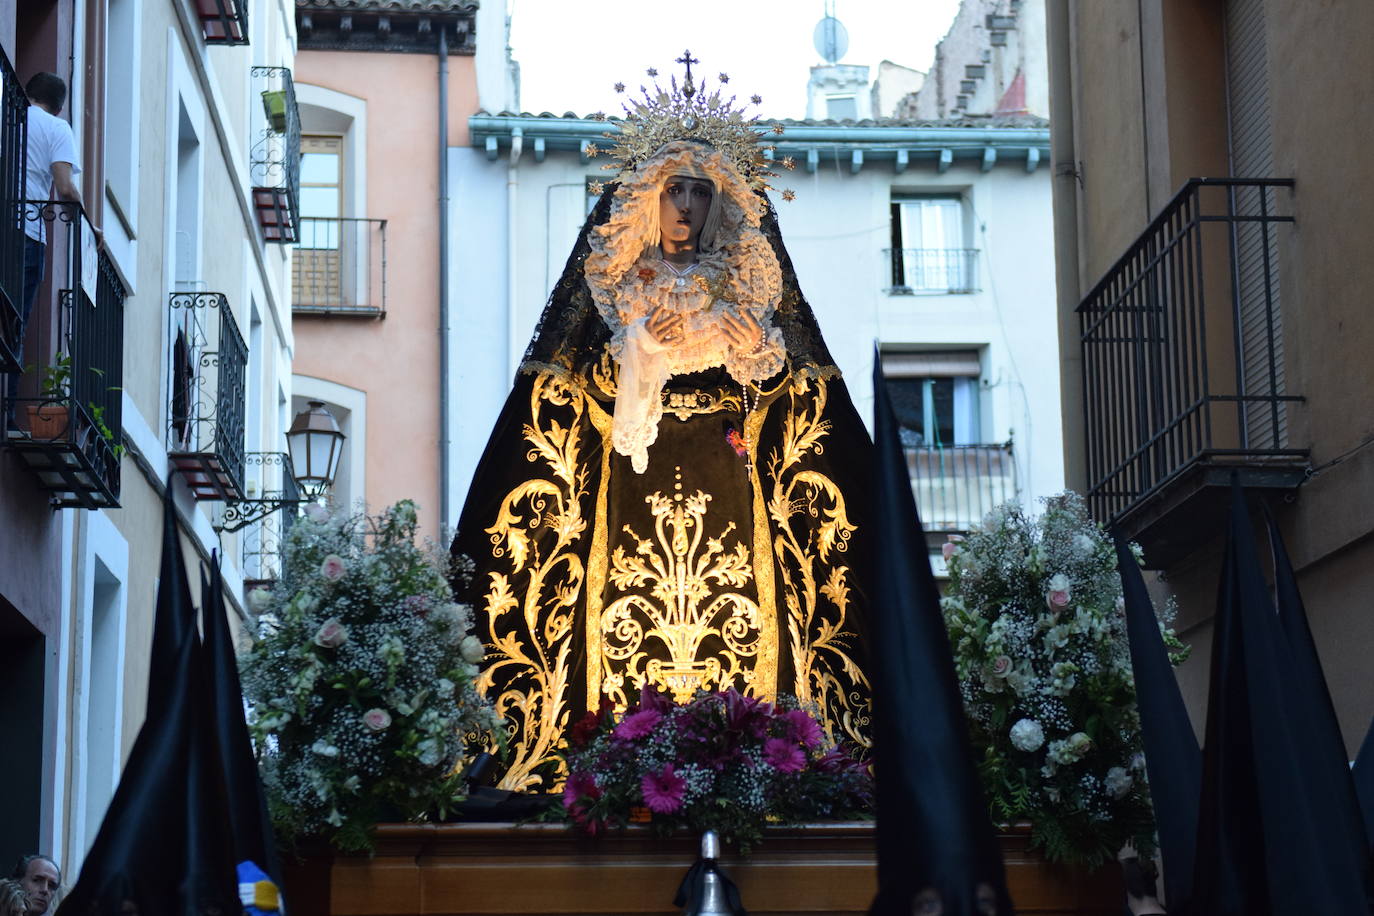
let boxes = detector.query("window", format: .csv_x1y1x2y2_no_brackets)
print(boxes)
294,135,343,306
825,95,857,120
882,350,982,447
888,195,977,293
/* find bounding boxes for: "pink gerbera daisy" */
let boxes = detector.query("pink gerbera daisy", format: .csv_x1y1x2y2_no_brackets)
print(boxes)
613,708,662,741
641,765,687,813
763,737,807,773
782,709,825,749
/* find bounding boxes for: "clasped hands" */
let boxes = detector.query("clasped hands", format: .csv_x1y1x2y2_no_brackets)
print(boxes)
646,305,763,351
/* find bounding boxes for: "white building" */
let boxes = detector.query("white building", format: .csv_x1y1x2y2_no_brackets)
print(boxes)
448,109,1061,548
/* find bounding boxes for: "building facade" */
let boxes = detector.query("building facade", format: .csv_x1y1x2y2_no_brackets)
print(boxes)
1047,0,1374,748
289,0,512,541
0,0,297,877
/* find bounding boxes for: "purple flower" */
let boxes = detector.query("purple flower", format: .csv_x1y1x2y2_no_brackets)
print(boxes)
763,737,806,773
724,689,771,737
782,709,824,749
641,765,686,813
613,708,662,741
562,770,600,809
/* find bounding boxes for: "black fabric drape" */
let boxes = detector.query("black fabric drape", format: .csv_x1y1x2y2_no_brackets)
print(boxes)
1113,534,1200,908
202,550,283,889
866,351,1012,916
57,492,239,916
1189,481,1368,915
1355,718,1374,855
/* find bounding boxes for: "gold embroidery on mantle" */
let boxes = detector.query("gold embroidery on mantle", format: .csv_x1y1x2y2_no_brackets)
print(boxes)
479,372,587,792
600,478,763,704
765,373,872,748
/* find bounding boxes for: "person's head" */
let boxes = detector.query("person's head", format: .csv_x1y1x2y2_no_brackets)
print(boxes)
10,857,59,916
24,74,67,114
657,173,716,253
0,879,30,916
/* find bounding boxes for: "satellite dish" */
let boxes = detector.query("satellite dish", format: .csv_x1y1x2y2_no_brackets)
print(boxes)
813,16,849,65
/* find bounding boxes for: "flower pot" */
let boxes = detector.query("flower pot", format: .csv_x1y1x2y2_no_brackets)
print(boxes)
261,90,288,133
26,404,70,440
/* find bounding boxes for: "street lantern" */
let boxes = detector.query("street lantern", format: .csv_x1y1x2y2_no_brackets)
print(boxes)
287,400,344,498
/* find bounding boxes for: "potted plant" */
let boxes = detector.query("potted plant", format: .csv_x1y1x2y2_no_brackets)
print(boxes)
260,89,288,133
26,352,73,440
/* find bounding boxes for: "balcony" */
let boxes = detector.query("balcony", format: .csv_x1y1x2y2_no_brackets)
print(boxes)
292,217,388,317
0,46,27,373
907,443,1015,534
195,0,248,44
3,202,125,508
167,292,248,501
227,452,300,591
251,67,300,243
885,248,979,295
1077,178,1305,566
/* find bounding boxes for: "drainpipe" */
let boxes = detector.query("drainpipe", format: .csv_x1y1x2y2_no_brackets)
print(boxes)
507,127,523,380
438,26,451,528
1046,0,1086,493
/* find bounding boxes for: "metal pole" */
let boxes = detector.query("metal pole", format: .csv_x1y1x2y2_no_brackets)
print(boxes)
438,26,451,529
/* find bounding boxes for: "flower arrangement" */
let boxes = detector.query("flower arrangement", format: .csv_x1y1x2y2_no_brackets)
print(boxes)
239,500,499,851
561,687,873,852
940,493,1188,867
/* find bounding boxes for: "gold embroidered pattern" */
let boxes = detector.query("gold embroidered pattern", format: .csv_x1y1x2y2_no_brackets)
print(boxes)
599,477,762,704
479,372,587,791
765,374,872,748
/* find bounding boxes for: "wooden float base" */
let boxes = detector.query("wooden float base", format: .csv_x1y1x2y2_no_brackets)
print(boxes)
284,822,1124,916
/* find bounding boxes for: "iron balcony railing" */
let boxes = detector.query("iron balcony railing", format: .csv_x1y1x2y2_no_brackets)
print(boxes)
885,248,980,294
250,67,300,243
166,292,248,501
1077,178,1305,526
237,453,301,590
906,442,1015,533
292,217,388,316
4,201,125,508
0,46,27,373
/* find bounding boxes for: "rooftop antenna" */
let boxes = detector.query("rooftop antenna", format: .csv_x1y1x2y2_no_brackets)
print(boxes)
813,0,849,65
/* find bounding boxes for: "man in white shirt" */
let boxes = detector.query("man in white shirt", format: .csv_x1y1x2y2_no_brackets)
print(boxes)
5,72,86,427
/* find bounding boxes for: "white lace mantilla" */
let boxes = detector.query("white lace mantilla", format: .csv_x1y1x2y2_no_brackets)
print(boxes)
585,143,786,474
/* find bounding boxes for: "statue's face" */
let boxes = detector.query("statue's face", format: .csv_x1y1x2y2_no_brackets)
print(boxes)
659,175,713,249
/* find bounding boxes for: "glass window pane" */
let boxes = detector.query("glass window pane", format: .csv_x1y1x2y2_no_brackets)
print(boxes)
299,186,340,219
885,377,926,447
300,152,339,185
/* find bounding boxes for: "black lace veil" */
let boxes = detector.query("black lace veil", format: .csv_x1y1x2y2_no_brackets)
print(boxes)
518,182,838,382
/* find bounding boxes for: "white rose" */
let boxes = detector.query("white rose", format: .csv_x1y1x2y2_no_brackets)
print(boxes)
1105,766,1133,798
460,635,485,664
1009,718,1045,753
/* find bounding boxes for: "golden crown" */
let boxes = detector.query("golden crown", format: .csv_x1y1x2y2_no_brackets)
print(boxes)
590,51,796,199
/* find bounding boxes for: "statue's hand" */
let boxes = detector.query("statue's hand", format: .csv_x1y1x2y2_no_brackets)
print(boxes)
719,308,764,351
646,306,684,345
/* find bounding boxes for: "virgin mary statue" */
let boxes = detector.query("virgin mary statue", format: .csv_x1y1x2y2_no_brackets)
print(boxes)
453,60,876,792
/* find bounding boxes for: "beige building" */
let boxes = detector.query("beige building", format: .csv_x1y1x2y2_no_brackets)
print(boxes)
0,0,297,875
290,0,514,541
1047,0,1374,749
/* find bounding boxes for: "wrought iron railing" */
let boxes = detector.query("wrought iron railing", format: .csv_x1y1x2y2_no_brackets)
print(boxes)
196,0,248,44
218,451,300,535
906,443,1015,533
3,201,125,508
292,217,388,315
250,67,300,243
0,47,27,373
1077,178,1305,526
166,292,247,500
885,248,980,294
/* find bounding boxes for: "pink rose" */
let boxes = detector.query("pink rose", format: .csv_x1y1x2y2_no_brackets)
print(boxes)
320,554,346,580
941,535,965,561
314,617,349,648
991,655,1012,677
1045,573,1072,611
362,708,391,731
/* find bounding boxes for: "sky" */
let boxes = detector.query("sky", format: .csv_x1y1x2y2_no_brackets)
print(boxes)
506,0,964,120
